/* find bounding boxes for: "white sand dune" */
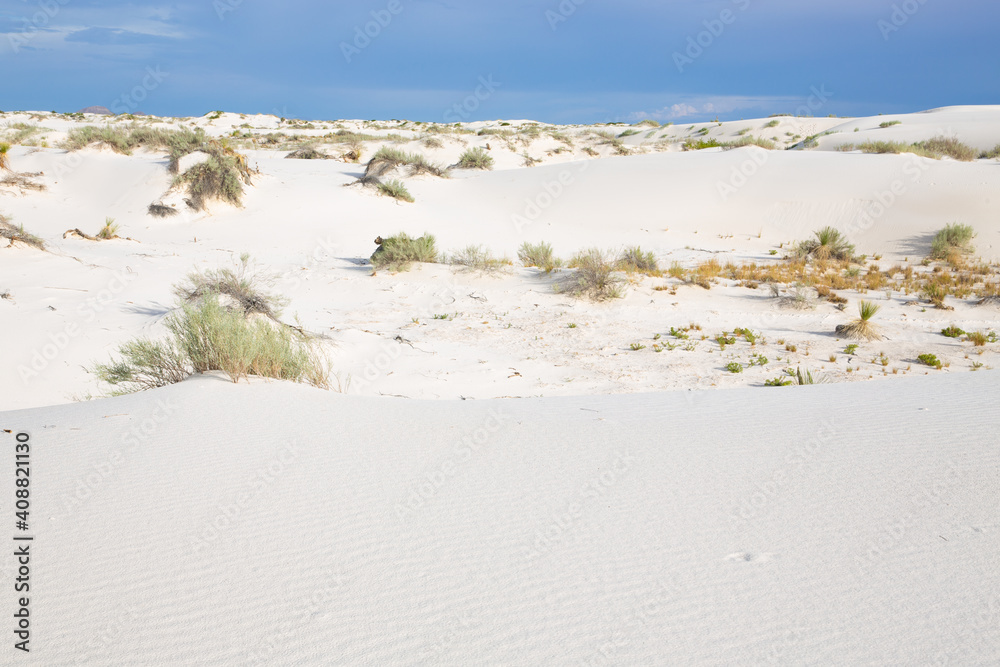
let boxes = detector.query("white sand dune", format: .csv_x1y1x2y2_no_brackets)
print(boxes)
2,106,1000,663
2,371,999,665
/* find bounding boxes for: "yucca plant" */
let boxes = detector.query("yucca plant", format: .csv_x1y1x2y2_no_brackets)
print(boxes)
797,226,855,261
835,300,884,341
96,217,120,240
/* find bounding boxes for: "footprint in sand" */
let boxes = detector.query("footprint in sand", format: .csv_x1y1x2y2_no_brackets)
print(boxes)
726,552,775,563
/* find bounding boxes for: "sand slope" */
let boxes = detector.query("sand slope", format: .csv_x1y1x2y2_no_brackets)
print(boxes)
2,371,998,665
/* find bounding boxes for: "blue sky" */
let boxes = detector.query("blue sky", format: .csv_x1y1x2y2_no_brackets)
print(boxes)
1,0,998,124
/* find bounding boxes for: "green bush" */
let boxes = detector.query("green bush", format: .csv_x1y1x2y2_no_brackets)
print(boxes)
725,362,744,373
92,273,329,393
616,246,659,274
929,223,975,260
558,249,625,300
683,139,721,151
941,325,966,338
457,147,494,170
879,121,901,128
518,241,562,272
377,179,414,202
917,353,942,369
371,233,438,271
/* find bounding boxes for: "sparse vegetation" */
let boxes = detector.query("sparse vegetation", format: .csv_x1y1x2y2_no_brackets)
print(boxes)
0,215,44,249
370,233,438,271
857,136,977,161
616,246,659,275
917,353,943,369
518,241,562,272
725,362,744,373
0,142,10,171
879,121,901,128
377,179,414,202
558,249,625,300
941,326,966,338
929,223,976,260
683,139,721,151
456,147,494,170
91,263,329,393
449,245,508,273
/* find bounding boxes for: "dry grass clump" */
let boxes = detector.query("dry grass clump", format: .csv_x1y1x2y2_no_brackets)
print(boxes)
0,142,10,171
285,146,333,159
980,145,1000,159
856,136,977,161
65,124,205,156
0,214,45,249
616,246,659,275
518,241,562,272
174,255,288,321
362,147,447,185
723,136,776,150
376,179,414,202
558,249,625,300
835,300,885,341
456,147,494,170
148,203,179,218
929,223,975,260
448,245,509,273
370,233,438,271
797,226,855,261
915,136,977,162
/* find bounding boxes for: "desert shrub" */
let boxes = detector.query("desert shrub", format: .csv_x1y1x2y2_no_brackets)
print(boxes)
91,338,190,395
370,233,438,271
165,296,321,384
174,255,288,321
724,136,776,150
558,249,625,300
980,145,1000,159
616,246,659,274
683,139,721,151
0,142,9,170
518,241,562,272
966,331,993,347
377,179,414,202
915,136,976,162
422,137,443,149
171,143,252,210
97,217,119,240
879,121,901,128
941,325,966,338
92,270,329,393
449,245,508,272
633,119,660,128
457,147,494,170
917,353,942,369
285,146,332,159
763,120,780,128
797,226,855,261
835,300,884,341
765,376,792,386
65,124,205,156
148,203,179,217
725,362,743,373
0,215,44,249
929,223,975,260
